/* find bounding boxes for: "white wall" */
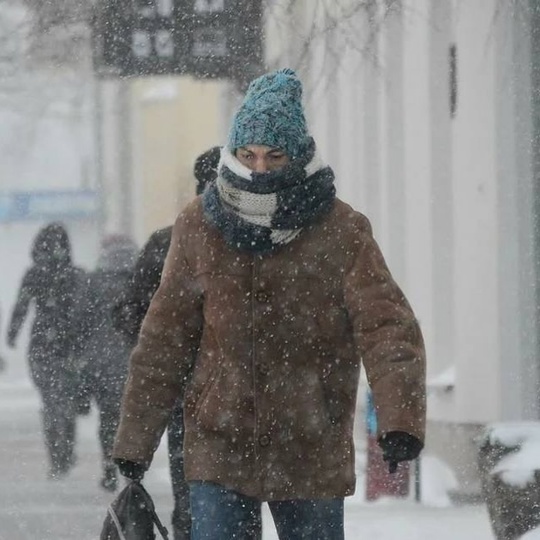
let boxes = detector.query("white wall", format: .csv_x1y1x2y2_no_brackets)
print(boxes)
494,2,539,420
426,0,456,422
380,2,406,283
402,0,438,413
451,0,500,423
265,0,540,425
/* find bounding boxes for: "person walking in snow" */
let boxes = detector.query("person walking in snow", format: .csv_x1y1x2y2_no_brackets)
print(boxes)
76,235,137,491
112,146,220,540
7,222,84,479
112,68,426,539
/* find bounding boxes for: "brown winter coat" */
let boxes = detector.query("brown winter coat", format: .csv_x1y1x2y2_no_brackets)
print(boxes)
113,197,426,500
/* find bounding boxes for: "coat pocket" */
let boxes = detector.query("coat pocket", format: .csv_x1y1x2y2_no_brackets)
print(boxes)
193,366,221,421
194,366,255,436
275,369,334,445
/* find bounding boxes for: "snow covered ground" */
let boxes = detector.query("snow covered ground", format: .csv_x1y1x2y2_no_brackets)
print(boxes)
0,349,494,540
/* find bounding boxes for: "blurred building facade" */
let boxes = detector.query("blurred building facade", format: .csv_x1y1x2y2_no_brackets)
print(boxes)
93,0,263,244
0,1,100,327
97,76,224,243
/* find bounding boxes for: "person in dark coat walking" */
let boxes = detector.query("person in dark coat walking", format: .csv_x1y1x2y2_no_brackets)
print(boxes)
77,234,137,491
7,222,84,478
112,146,220,540
113,69,426,539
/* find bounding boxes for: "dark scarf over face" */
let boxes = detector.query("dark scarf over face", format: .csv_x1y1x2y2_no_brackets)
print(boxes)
202,138,336,253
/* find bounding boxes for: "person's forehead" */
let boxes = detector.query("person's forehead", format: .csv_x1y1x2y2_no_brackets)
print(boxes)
240,144,284,154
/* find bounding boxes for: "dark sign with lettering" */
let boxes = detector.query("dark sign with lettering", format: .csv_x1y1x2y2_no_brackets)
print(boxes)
93,0,187,76
92,0,262,80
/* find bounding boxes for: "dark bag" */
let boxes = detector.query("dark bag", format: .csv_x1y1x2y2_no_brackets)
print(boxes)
100,480,170,540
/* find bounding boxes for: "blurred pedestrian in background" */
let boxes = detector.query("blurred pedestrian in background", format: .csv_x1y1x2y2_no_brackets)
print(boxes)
76,234,137,491
7,222,84,479
112,146,219,540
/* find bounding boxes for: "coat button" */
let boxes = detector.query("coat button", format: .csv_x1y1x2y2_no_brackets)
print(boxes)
257,362,269,376
259,434,271,447
254,290,270,303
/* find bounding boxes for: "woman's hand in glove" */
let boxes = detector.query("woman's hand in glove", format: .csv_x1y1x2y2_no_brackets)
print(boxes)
114,459,147,481
378,431,423,473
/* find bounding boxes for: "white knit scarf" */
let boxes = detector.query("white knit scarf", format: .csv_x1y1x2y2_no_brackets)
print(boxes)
216,146,329,246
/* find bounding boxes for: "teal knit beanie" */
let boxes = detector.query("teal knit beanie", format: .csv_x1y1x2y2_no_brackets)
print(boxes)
228,68,310,159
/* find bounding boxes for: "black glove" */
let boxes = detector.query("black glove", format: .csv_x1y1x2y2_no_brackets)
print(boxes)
114,459,146,481
379,431,423,474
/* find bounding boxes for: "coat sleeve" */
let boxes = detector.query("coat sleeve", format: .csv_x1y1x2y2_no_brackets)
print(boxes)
343,214,426,442
7,269,34,344
113,216,203,466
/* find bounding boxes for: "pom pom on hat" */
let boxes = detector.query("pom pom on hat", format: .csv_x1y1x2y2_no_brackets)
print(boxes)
228,68,309,159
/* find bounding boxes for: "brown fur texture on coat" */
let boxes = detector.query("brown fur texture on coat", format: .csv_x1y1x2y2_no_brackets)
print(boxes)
113,197,426,501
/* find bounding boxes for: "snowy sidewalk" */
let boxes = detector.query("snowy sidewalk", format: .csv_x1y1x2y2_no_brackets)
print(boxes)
0,359,494,539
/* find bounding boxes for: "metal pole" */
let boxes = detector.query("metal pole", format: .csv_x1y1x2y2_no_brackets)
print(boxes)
92,75,106,237
414,457,421,503
118,78,133,236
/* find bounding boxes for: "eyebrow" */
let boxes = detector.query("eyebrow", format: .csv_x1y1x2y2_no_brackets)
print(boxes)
238,147,284,156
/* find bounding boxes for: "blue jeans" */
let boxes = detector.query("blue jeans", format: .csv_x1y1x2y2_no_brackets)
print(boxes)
189,481,344,540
